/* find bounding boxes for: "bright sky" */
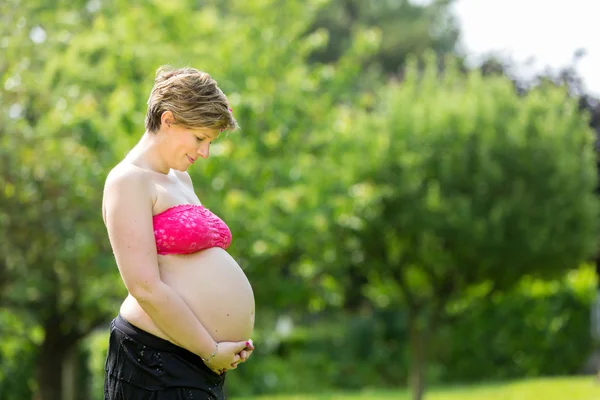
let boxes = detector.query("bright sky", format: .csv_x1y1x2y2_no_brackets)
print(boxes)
451,0,599,96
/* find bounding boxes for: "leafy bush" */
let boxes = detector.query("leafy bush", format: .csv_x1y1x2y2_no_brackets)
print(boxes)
435,266,597,382
82,266,596,397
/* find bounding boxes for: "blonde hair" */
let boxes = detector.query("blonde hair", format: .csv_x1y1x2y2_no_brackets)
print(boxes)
145,66,239,133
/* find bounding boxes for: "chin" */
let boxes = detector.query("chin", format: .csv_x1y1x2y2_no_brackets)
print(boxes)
173,166,188,172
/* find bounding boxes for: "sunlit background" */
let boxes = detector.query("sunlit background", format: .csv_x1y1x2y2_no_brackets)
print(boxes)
454,0,599,95
1,1,600,399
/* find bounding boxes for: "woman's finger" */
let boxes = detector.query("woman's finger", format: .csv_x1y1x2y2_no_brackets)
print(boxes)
241,349,253,362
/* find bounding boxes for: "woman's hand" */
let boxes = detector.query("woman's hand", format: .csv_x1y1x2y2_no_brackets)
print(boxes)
209,339,255,374
203,340,248,374
231,339,254,369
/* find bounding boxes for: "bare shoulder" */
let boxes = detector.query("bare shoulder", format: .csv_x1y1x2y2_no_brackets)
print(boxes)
102,163,155,224
105,162,151,187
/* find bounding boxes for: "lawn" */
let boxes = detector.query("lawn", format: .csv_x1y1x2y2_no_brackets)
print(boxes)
233,376,600,400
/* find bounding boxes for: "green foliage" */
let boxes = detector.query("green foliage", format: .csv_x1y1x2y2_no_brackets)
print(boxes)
85,329,109,398
82,266,596,398
312,52,600,400
0,312,36,400
332,52,599,311
308,0,461,74
2,0,381,397
2,0,599,399
436,265,598,382
35,0,382,316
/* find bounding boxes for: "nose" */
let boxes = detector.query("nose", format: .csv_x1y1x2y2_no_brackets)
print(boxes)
197,143,210,159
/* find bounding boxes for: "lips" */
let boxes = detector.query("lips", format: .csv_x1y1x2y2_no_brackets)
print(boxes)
187,155,196,164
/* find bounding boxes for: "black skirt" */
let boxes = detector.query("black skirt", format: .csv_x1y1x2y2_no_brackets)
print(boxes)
104,314,226,400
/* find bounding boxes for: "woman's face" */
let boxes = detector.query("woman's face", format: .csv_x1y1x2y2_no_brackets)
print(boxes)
160,112,220,171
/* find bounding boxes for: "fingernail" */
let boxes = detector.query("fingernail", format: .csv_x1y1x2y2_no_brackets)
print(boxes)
246,341,250,346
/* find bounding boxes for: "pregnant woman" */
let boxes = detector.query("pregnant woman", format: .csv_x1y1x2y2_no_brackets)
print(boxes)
102,66,255,400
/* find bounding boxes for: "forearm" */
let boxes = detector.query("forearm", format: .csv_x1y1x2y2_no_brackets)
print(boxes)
134,281,215,359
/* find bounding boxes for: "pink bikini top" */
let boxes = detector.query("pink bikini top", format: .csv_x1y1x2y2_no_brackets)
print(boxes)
152,204,232,255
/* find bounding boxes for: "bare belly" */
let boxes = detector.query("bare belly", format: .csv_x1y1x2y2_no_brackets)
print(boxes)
120,247,255,343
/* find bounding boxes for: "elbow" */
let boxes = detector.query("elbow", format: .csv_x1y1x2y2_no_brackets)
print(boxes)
128,278,162,304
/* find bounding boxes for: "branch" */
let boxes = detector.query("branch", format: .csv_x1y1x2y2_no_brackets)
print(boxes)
0,298,45,311
62,314,113,346
438,278,499,327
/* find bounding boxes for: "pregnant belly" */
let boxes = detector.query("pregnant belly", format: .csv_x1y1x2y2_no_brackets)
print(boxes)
120,247,255,343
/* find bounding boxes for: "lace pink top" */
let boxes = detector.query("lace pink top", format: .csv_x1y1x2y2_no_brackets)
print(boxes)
152,204,232,255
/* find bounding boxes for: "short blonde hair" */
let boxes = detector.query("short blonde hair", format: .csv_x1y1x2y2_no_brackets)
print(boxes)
145,66,239,133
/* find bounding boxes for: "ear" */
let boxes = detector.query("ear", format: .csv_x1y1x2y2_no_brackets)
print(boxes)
160,111,174,128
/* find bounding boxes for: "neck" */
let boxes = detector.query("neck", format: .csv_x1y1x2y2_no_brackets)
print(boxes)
128,131,170,174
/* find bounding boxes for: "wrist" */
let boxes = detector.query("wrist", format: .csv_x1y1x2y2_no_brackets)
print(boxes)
201,341,218,364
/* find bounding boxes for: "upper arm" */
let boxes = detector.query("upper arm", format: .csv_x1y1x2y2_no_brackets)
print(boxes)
103,168,160,299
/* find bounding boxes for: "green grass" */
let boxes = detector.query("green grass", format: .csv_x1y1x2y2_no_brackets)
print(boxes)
233,376,600,400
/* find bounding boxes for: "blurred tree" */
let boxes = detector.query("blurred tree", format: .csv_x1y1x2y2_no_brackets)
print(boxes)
476,53,600,368
0,85,121,400
326,53,599,400
4,0,596,398
0,2,139,399
1,0,382,398
307,0,461,75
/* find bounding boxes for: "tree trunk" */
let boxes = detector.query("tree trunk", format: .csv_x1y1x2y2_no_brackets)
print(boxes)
62,347,77,400
343,265,369,312
36,342,65,400
36,318,74,400
408,317,427,400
